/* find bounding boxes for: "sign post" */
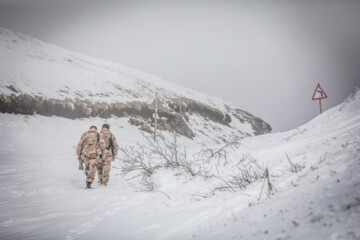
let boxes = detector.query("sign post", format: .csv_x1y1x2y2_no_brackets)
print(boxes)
154,95,157,140
149,94,163,140
312,84,328,114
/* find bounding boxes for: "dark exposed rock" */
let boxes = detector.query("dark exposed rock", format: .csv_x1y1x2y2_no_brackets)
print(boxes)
0,94,195,138
0,93,271,138
232,109,272,135
129,117,153,134
129,117,143,127
158,111,195,138
167,98,231,126
6,85,18,93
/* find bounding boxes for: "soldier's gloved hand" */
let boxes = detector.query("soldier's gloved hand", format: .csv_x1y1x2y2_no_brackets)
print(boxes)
78,160,84,170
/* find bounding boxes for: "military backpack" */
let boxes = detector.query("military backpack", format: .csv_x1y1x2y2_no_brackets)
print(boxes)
86,131,99,145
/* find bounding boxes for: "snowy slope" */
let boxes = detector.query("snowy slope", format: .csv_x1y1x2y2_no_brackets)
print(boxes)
0,27,213,105
0,27,271,140
0,85,359,240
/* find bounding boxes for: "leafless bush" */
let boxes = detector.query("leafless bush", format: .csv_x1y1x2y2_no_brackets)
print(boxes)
283,128,308,142
284,153,305,173
119,144,162,178
178,158,199,177
210,154,265,195
127,175,154,192
258,168,274,200
120,131,278,198
119,131,274,198
142,131,183,168
118,132,241,192
195,137,240,166
119,132,198,190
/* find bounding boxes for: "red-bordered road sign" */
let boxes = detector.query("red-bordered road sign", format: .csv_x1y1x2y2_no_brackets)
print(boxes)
312,84,328,100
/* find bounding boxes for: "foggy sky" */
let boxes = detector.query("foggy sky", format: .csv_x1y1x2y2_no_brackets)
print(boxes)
1,0,359,131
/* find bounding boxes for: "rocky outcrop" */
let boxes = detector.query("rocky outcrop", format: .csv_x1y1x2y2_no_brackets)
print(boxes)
157,110,195,138
231,108,272,135
129,117,153,134
0,94,195,138
0,93,271,138
168,98,232,125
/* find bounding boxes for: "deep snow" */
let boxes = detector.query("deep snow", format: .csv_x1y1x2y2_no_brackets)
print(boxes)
0,89,359,240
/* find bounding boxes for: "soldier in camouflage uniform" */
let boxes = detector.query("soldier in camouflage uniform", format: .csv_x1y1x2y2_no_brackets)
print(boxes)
77,126,100,189
96,124,118,186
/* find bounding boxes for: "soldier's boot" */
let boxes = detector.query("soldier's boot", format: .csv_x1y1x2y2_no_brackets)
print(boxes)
86,181,92,189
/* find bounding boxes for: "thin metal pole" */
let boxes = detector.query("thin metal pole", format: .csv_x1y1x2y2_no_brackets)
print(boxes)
154,94,157,140
319,98,322,114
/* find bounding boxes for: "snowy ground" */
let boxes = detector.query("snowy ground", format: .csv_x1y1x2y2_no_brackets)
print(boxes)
0,90,359,240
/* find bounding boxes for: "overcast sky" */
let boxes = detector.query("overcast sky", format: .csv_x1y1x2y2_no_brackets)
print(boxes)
1,0,359,131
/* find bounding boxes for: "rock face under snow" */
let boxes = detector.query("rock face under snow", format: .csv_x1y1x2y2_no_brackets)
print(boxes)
0,27,271,140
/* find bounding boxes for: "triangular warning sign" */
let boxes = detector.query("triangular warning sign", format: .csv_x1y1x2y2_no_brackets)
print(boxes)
312,84,328,100
149,98,164,111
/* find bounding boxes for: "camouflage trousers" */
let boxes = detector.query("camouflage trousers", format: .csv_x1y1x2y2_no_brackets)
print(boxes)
83,156,97,183
97,157,112,185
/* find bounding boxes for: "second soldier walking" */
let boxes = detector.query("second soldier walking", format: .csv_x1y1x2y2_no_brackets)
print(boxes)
96,124,118,186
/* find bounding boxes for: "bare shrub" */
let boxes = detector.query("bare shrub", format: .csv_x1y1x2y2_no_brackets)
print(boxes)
119,132,273,198
118,131,242,192
127,175,154,192
119,144,162,178
210,154,265,195
284,153,305,173
178,158,199,177
119,132,198,191
195,137,240,166
142,131,183,168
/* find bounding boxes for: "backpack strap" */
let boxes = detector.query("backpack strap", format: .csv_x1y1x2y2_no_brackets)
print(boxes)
106,134,113,150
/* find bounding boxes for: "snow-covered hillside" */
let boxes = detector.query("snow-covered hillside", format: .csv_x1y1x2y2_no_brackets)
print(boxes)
0,27,271,140
0,78,359,240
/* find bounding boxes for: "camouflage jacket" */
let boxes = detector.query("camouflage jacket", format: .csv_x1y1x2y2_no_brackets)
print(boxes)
97,128,118,160
76,128,100,159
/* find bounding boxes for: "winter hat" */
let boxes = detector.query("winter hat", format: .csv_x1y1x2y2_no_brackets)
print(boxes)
90,125,97,130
